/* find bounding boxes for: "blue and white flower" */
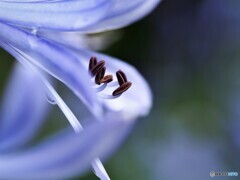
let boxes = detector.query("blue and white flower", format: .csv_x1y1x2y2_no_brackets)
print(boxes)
0,0,160,179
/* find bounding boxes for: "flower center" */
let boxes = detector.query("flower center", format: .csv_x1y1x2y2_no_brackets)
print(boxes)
88,56,132,99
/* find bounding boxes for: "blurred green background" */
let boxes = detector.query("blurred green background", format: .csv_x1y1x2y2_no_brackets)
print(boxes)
1,0,240,179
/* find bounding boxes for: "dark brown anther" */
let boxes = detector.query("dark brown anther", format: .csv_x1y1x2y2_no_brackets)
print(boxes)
95,67,106,85
100,75,113,84
89,56,97,72
116,70,128,86
112,82,132,96
91,60,105,76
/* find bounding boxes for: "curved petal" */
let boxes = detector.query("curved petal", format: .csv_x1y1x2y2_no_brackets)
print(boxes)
0,117,134,179
0,0,113,30
0,23,103,118
0,63,48,152
71,49,153,120
76,0,162,33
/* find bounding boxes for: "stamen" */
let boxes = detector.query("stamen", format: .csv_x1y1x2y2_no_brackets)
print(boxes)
88,57,132,97
116,70,128,86
112,82,132,96
91,60,105,76
95,67,106,85
100,75,113,84
88,56,97,72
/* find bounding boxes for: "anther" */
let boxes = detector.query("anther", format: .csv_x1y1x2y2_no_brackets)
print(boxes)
91,60,105,76
88,57,132,97
89,56,97,72
116,70,128,86
112,82,132,96
95,67,106,85
100,75,113,84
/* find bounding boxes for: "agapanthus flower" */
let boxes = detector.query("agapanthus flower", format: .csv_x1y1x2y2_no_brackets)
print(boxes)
0,0,160,179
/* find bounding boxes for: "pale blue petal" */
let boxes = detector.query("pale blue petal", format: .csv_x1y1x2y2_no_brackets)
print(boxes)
0,63,48,152
0,0,113,30
0,23,103,118
76,0,162,33
0,117,133,179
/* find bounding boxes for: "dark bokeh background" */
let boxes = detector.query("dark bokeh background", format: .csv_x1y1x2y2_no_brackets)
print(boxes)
1,0,240,179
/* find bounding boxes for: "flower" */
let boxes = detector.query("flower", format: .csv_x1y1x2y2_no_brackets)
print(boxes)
0,0,160,179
